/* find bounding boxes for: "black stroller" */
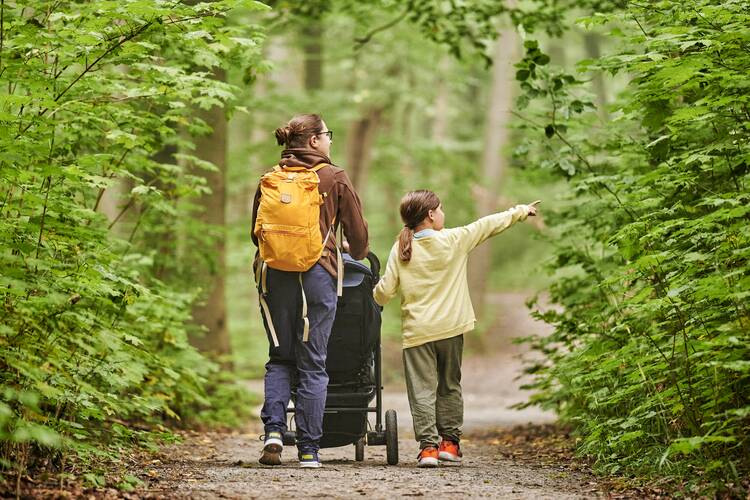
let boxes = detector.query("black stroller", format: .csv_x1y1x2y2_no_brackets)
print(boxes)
282,252,399,465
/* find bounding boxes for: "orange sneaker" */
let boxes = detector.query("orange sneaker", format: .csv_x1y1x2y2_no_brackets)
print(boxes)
417,446,439,468
438,439,462,462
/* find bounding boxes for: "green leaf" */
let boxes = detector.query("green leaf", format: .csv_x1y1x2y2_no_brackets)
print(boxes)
516,69,530,81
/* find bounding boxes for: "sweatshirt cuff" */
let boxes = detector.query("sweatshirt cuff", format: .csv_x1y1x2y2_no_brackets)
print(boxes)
514,204,530,221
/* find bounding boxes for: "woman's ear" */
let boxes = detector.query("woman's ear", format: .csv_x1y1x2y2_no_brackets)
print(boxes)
309,134,319,149
427,209,435,221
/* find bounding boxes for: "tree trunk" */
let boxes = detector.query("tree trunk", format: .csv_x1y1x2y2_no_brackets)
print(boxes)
467,29,519,318
302,25,323,91
189,67,231,363
583,32,609,121
432,58,451,142
345,107,383,192
147,145,179,281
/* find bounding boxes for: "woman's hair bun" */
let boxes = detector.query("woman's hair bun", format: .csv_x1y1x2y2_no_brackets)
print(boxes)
274,126,290,146
274,114,323,148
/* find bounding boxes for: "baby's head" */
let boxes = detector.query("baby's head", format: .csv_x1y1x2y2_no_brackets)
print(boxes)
398,190,444,262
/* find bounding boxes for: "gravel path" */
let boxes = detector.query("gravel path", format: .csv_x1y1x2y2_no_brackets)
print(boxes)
136,293,617,499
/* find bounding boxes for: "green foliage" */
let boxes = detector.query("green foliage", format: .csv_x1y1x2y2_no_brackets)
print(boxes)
516,0,750,491
0,0,265,480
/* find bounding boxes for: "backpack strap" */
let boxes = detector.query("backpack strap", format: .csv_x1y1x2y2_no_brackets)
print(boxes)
336,223,343,297
299,273,310,342
256,262,312,347
321,211,344,298
257,262,280,348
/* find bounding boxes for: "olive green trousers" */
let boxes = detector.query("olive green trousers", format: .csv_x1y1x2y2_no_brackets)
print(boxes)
402,334,464,449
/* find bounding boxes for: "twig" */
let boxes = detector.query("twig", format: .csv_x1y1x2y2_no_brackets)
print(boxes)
632,14,649,38
107,197,135,230
127,205,147,243
92,151,131,212
35,176,52,263
107,176,159,230
91,173,117,214
161,10,231,26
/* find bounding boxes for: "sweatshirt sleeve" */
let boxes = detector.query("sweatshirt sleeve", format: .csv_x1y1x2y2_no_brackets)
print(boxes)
337,171,369,260
374,245,399,306
447,205,530,254
250,184,261,247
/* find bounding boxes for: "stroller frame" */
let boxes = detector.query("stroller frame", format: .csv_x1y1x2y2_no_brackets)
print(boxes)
281,252,399,465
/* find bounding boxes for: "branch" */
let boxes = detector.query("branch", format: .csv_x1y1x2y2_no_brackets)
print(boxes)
0,0,5,73
15,2,233,140
15,21,153,139
354,8,409,50
162,10,231,26
53,23,153,104
107,176,160,230
552,125,637,221
0,186,11,214
510,106,637,221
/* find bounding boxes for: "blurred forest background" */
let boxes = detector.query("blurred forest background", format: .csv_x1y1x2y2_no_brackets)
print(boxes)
223,5,568,379
1,0,748,496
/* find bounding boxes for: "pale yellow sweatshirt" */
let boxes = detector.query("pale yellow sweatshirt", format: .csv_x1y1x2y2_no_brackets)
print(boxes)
374,205,530,349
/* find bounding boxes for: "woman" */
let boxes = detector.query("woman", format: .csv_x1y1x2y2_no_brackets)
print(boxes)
251,114,369,468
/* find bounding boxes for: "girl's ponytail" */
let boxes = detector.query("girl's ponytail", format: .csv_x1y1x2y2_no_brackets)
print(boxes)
398,226,414,262
398,190,441,262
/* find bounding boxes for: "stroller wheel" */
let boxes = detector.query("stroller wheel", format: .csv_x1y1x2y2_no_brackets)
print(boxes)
355,437,365,461
385,409,398,465
282,431,296,446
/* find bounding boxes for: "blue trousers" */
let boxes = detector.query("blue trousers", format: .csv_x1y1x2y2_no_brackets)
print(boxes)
259,263,337,453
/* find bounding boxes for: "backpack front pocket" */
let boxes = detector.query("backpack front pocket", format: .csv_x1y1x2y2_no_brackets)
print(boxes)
260,224,319,272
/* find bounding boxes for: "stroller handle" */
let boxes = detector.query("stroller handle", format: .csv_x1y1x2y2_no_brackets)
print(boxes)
366,251,380,284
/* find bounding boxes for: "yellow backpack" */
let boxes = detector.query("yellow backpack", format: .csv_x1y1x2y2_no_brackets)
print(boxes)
254,164,330,272
254,163,342,348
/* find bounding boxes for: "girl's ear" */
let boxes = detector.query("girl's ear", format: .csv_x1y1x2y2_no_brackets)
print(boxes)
427,209,435,221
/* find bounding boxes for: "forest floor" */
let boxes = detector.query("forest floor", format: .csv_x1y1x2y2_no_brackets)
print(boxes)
13,293,665,499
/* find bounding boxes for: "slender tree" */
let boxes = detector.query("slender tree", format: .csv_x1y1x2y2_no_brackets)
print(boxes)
468,27,519,316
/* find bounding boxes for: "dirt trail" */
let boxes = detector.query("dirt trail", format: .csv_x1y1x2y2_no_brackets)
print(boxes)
135,293,620,499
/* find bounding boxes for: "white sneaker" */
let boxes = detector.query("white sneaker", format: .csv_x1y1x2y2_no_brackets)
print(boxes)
259,432,283,466
299,451,322,468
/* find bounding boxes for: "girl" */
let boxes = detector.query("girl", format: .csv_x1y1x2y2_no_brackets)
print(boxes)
373,190,538,468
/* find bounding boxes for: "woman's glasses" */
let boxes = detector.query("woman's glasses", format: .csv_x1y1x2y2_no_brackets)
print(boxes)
317,130,333,140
